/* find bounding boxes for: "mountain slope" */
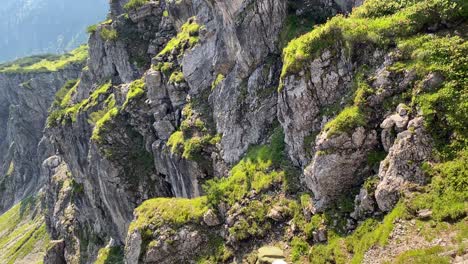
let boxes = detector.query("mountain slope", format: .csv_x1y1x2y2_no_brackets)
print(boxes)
0,0,107,62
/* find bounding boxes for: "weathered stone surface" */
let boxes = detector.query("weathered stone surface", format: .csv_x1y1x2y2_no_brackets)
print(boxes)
278,48,354,167
125,230,142,264
257,246,285,264
351,187,377,220
304,127,378,210
0,66,82,214
44,240,66,264
203,209,221,226
375,117,433,212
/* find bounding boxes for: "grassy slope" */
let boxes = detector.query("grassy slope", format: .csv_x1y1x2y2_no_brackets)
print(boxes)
0,196,49,264
0,45,88,74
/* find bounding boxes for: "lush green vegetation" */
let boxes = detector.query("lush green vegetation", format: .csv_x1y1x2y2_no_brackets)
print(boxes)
324,106,367,137
204,128,285,206
0,45,88,74
48,81,114,127
0,197,49,264
166,104,220,161
95,246,124,264
123,79,146,108
390,246,450,264
100,28,118,42
291,237,310,262
87,24,98,34
129,197,209,232
274,0,468,262
91,107,119,143
124,0,150,11
158,19,201,57
280,0,465,87
408,151,467,222
169,71,185,83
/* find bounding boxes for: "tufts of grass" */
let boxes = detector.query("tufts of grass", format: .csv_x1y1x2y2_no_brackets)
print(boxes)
324,106,367,138
390,246,450,264
203,128,285,206
100,28,118,42
123,79,146,109
408,151,467,222
124,0,150,11
166,103,220,161
91,107,119,143
87,24,98,34
211,74,225,90
48,81,114,127
129,197,209,233
291,237,310,262
307,202,408,264
169,71,185,83
95,246,124,264
158,18,200,57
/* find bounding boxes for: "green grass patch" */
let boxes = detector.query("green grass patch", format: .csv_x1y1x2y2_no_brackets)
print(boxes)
129,197,209,232
291,237,310,262
0,197,49,264
123,79,146,109
100,28,118,42
166,103,220,161
48,81,114,127
308,202,408,264
0,45,88,74
280,0,465,86
124,0,150,11
169,71,185,83
95,246,124,264
211,74,225,90
91,107,119,143
390,246,450,264
204,128,285,206
324,106,367,137
158,18,200,57
408,151,468,222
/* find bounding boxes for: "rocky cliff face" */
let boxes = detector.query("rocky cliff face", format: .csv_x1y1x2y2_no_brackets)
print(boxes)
0,0,466,263
0,64,82,214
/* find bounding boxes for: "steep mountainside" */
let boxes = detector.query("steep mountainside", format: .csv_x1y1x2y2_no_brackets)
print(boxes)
0,0,467,263
0,0,107,62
